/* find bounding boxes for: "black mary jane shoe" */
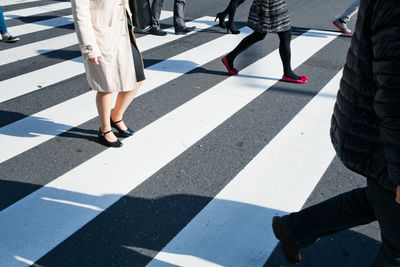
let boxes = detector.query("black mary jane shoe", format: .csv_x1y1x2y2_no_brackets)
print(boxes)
110,118,135,137
98,128,123,148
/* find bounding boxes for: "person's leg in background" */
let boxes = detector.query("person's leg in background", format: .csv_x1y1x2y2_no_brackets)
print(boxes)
226,0,246,34
339,0,360,23
221,30,266,74
215,0,245,33
149,0,167,36
0,5,19,42
333,0,360,33
0,5,7,35
174,0,195,34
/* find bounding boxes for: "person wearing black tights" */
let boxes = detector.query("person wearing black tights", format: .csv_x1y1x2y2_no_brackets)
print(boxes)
215,0,246,34
221,0,308,83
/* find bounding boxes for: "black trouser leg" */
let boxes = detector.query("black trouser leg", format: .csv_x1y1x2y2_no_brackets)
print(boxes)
174,0,186,29
282,179,400,265
277,30,299,79
282,186,376,247
367,181,400,266
226,31,266,69
151,0,165,29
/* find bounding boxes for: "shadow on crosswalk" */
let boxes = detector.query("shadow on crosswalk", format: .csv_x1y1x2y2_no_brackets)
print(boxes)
0,178,381,266
265,229,380,266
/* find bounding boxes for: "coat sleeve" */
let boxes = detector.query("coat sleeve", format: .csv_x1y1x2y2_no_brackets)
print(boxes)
71,0,101,59
372,0,400,187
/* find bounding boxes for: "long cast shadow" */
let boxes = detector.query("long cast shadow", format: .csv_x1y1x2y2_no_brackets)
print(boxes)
0,179,381,266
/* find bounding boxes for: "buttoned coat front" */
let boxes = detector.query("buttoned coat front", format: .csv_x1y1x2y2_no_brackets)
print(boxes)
71,0,142,92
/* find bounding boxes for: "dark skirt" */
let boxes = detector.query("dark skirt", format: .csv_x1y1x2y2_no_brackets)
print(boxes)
247,0,291,33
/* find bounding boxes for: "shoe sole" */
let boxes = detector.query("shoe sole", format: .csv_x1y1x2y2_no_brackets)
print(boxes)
333,21,351,34
281,75,308,83
1,39,19,43
149,31,167,36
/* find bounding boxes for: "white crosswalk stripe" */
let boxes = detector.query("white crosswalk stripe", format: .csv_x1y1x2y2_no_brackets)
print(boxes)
149,71,342,266
0,11,175,66
0,1,352,266
0,16,215,102
3,2,71,20
5,10,174,40
1,0,41,7
7,15,74,37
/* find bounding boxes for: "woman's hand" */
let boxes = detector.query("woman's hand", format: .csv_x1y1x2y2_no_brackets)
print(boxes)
88,56,102,65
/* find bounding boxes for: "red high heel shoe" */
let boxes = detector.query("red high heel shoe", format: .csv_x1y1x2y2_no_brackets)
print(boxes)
221,56,239,75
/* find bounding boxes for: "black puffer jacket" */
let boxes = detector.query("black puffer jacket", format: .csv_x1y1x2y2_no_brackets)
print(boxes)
330,0,400,192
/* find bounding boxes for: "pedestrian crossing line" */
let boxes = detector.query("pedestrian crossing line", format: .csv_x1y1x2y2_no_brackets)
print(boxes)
4,10,174,43
0,11,175,66
0,16,216,102
7,15,74,37
4,2,71,21
0,29,340,266
148,71,343,267
2,0,41,7
0,23,249,164
1,33,77,66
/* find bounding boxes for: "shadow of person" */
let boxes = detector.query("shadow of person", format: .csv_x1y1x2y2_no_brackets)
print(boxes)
0,110,98,143
0,179,381,267
264,229,380,267
36,47,81,61
0,109,27,127
0,110,75,137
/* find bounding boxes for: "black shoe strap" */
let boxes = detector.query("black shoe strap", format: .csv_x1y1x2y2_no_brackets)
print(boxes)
102,129,113,136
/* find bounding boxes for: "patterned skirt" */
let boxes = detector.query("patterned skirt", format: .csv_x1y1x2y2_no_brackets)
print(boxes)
247,0,291,33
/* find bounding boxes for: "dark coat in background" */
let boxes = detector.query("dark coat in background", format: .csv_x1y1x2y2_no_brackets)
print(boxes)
330,0,400,192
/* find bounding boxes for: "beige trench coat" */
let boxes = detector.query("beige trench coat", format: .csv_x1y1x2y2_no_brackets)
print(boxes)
71,0,142,92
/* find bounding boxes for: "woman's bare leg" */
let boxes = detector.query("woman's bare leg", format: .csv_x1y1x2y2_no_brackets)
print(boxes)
111,81,144,130
96,91,118,142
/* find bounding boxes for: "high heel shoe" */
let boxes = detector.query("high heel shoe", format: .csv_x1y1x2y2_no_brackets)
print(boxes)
226,22,240,34
221,56,239,75
98,128,123,148
110,118,135,137
214,12,226,29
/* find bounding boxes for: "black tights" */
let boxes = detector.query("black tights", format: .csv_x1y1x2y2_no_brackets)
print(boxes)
226,30,300,80
221,0,246,24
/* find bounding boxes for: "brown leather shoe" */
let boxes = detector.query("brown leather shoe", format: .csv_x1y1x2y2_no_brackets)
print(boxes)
272,216,301,264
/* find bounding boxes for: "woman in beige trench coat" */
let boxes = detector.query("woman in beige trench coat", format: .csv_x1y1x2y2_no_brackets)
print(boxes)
71,0,145,147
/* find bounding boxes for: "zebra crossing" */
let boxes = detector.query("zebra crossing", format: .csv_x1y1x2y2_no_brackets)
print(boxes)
0,0,361,266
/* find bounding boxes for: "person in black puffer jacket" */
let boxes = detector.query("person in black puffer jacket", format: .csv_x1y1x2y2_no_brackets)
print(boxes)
271,0,400,265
